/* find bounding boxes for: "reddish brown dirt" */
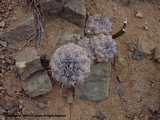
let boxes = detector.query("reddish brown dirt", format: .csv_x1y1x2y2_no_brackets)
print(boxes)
0,0,160,120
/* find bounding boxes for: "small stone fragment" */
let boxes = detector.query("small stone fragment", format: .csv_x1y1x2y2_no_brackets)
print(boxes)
117,76,126,82
0,107,6,114
95,110,106,120
132,40,149,60
153,47,160,61
136,11,143,18
128,43,136,52
0,40,7,47
67,91,73,104
118,88,124,98
114,57,125,71
0,21,5,27
144,26,148,31
5,58,15,65
0,115,6,120
37,102,46,109
23,71,52,97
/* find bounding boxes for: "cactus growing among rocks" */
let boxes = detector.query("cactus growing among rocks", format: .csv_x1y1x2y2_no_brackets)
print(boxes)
85,14,112,37
77,37,95,63
50,43,91,86
91,33,117,62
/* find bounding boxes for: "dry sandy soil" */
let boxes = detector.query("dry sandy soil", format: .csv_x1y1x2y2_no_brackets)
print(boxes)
0,0,160,120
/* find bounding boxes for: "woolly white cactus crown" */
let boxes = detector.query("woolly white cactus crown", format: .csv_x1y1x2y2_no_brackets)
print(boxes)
91,33,117,62
50,43,91,86
85,14,112,37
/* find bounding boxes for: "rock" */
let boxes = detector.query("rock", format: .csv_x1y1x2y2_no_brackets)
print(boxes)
132,40,149,60
95,110,106,120
0,97,17,110
153,47,160,61
0,107,6,114
67,91,73,104
56,29,84,48
118,88,124,98
117,76,126,82
127,51,132,59
0,115,5,120
0,40,7,47
5,58,15,65
114,57,125,71
0,13,36,44
59,0,86,28
15,48,43,80
39,0,67,21
158,59,160,63
37,102,47,109
75,62,111,101
136,11,143,18
128,43,136,52
0,21,5,28
23,71,52,97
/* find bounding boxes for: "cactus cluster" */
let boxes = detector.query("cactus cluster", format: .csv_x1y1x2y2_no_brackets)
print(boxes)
50,14,117,86
50,43,91,86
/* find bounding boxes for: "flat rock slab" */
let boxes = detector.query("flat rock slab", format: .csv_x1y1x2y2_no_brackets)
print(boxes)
75,61,111,101
60,0,86,28
40,0,67,21
15,48,43,80
0,13,36,44
23,71,52,97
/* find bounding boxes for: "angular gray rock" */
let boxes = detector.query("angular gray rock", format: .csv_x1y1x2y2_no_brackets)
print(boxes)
56,29,84,48
132,40,149,60
23,71,52,97
15,48,43,80
75,62,111,101
59,0,86,28
39,0,67,21
0,13,36,44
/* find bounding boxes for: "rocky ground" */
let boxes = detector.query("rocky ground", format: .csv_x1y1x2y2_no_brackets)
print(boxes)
0,0,160,120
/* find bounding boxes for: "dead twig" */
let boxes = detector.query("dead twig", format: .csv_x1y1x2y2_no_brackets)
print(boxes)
20,0,44,50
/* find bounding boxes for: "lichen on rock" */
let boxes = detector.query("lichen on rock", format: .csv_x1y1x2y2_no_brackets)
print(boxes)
50,43,91,86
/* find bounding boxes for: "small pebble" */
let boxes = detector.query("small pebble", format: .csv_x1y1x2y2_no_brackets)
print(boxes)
136,11,143,18
118,88,124,98
117,76,126,82
0,21,5,27
37,102,46,109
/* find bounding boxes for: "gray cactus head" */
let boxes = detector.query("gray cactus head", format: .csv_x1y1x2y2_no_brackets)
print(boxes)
50,43,91,86
91,33,117,62
85,14,112,37
77,37,96,63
